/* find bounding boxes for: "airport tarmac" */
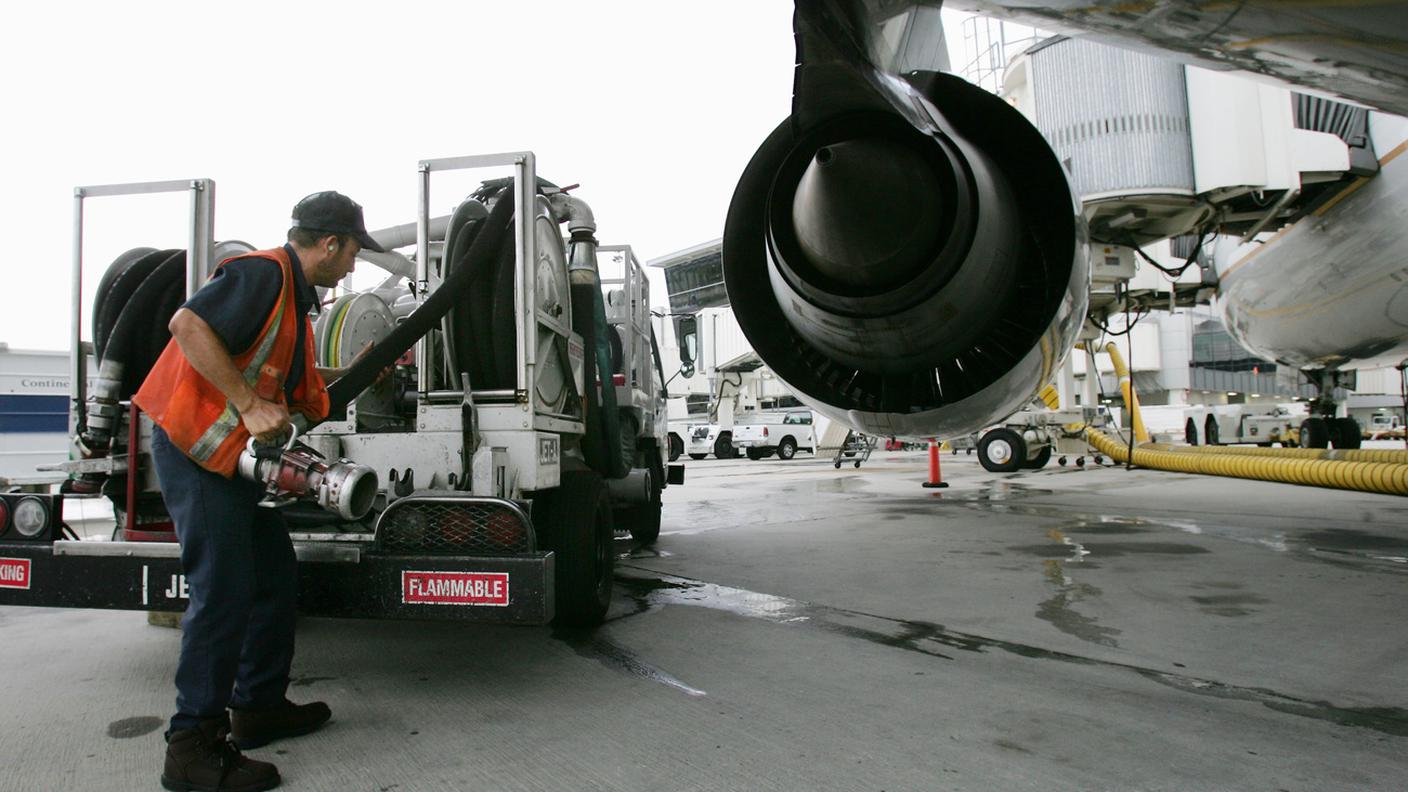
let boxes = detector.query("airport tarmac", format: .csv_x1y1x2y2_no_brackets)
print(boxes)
2,449,1405,791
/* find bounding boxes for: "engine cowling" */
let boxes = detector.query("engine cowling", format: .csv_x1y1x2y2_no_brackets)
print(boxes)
722,71,1088,439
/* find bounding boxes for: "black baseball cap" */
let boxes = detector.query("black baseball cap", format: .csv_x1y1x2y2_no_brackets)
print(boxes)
291,191,386,253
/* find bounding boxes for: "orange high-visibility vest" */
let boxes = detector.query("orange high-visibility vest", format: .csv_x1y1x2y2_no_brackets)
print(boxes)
134,247,330,477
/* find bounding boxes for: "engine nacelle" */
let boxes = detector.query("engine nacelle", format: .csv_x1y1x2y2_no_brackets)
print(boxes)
723,71,1088,439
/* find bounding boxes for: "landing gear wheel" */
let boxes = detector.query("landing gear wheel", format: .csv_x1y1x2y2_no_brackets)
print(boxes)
1204,416,1220,446
777,437,797,460
1332,417,1362,449
1185,418,1199,446
1300,417,1330,449
977,428,1026,473
531,469,614,627
1022,445,1053,470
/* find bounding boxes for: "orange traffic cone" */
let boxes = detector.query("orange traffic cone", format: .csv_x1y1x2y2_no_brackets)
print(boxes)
922,439,948,488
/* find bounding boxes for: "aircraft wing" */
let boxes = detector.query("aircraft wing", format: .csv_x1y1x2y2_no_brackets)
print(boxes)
947,0,1408,115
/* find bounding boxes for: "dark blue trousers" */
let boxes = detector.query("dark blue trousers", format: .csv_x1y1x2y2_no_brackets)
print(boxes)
151,427,298,733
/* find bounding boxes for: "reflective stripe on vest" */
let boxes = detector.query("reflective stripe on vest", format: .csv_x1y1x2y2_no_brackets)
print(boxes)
186,293,288,463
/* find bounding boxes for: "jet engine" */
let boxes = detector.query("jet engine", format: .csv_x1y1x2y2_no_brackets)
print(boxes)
722,64,1089,439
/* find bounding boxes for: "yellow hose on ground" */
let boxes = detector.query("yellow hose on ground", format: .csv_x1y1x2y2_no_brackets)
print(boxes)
1104,342,1148,443
1141,443,1408,465
1087,429,1408,496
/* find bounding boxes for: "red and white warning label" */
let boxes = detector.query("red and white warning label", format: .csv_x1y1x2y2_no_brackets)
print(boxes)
403,571,509,606
0,558,32,590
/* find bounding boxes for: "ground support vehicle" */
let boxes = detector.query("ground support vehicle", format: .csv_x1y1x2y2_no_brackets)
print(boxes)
1366,412,1404,440
0,156,682,629
680,423,735,460
976,408,1110,472
732,410,816,460
1181,404,1362,450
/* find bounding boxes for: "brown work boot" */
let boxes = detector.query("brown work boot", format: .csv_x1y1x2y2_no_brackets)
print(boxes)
231,699,332,749
161,715,280,791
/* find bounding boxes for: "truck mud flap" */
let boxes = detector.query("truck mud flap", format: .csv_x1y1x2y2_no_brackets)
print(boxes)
0,542,555,625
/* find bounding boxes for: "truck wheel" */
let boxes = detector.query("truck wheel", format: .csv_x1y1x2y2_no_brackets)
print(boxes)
532,470,614,627
1300,417,1329,449
977,428,1026,473
1022,445,1052,470
714,432,736,459
777,437,797,460
668,433,683,462
1332,417,1362,449
1204,416,1220,446
1184,418,1199,446
746,448,763,461
688,453,708,460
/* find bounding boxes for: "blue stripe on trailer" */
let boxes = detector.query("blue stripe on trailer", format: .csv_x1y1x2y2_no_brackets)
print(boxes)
0,395,69,434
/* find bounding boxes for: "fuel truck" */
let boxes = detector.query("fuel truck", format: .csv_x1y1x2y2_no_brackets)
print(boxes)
0,152,681,627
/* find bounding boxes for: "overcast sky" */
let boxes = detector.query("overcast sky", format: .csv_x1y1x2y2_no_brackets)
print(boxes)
1,1,972,351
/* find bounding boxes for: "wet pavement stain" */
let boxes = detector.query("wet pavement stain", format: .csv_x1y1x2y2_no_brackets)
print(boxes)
1189,593,1269,617
554,623,707,698
1037,560,1120,648
1296,529,1408,568
1008,542,1210,558
107,716,163,739
1136,670,1408,737
614,566,1408,738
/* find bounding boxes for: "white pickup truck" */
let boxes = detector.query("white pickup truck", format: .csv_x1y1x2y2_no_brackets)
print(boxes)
731,410,817,460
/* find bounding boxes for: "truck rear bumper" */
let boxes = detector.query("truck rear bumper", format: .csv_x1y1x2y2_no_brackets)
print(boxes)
0,541,555,625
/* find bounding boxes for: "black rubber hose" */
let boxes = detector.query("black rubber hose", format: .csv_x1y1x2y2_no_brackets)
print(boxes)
104,252,184,387
589,279,627,479
93,247,164,362
570,280,608,473
326,190,515,416
488,229,518,388
445,199,486,386
127,275,189,396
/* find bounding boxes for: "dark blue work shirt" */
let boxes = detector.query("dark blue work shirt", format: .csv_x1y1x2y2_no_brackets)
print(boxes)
182,244,318,402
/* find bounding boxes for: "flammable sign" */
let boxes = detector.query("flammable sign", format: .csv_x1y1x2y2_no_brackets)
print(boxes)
402,570,510,606
0,558,32,590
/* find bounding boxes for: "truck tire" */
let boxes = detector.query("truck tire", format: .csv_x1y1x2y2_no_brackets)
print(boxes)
777,437,797,460
977,428,1025,473
532,469,614,626
746,448,763,460
689,453,708,460
1204,416,1220,446
1184,418,1199,446
1332,417,1362,449
714,432,736,459
668,433,683,462
1300,417,1329,449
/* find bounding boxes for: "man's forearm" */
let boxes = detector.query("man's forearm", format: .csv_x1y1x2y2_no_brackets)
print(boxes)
169,308,260,412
